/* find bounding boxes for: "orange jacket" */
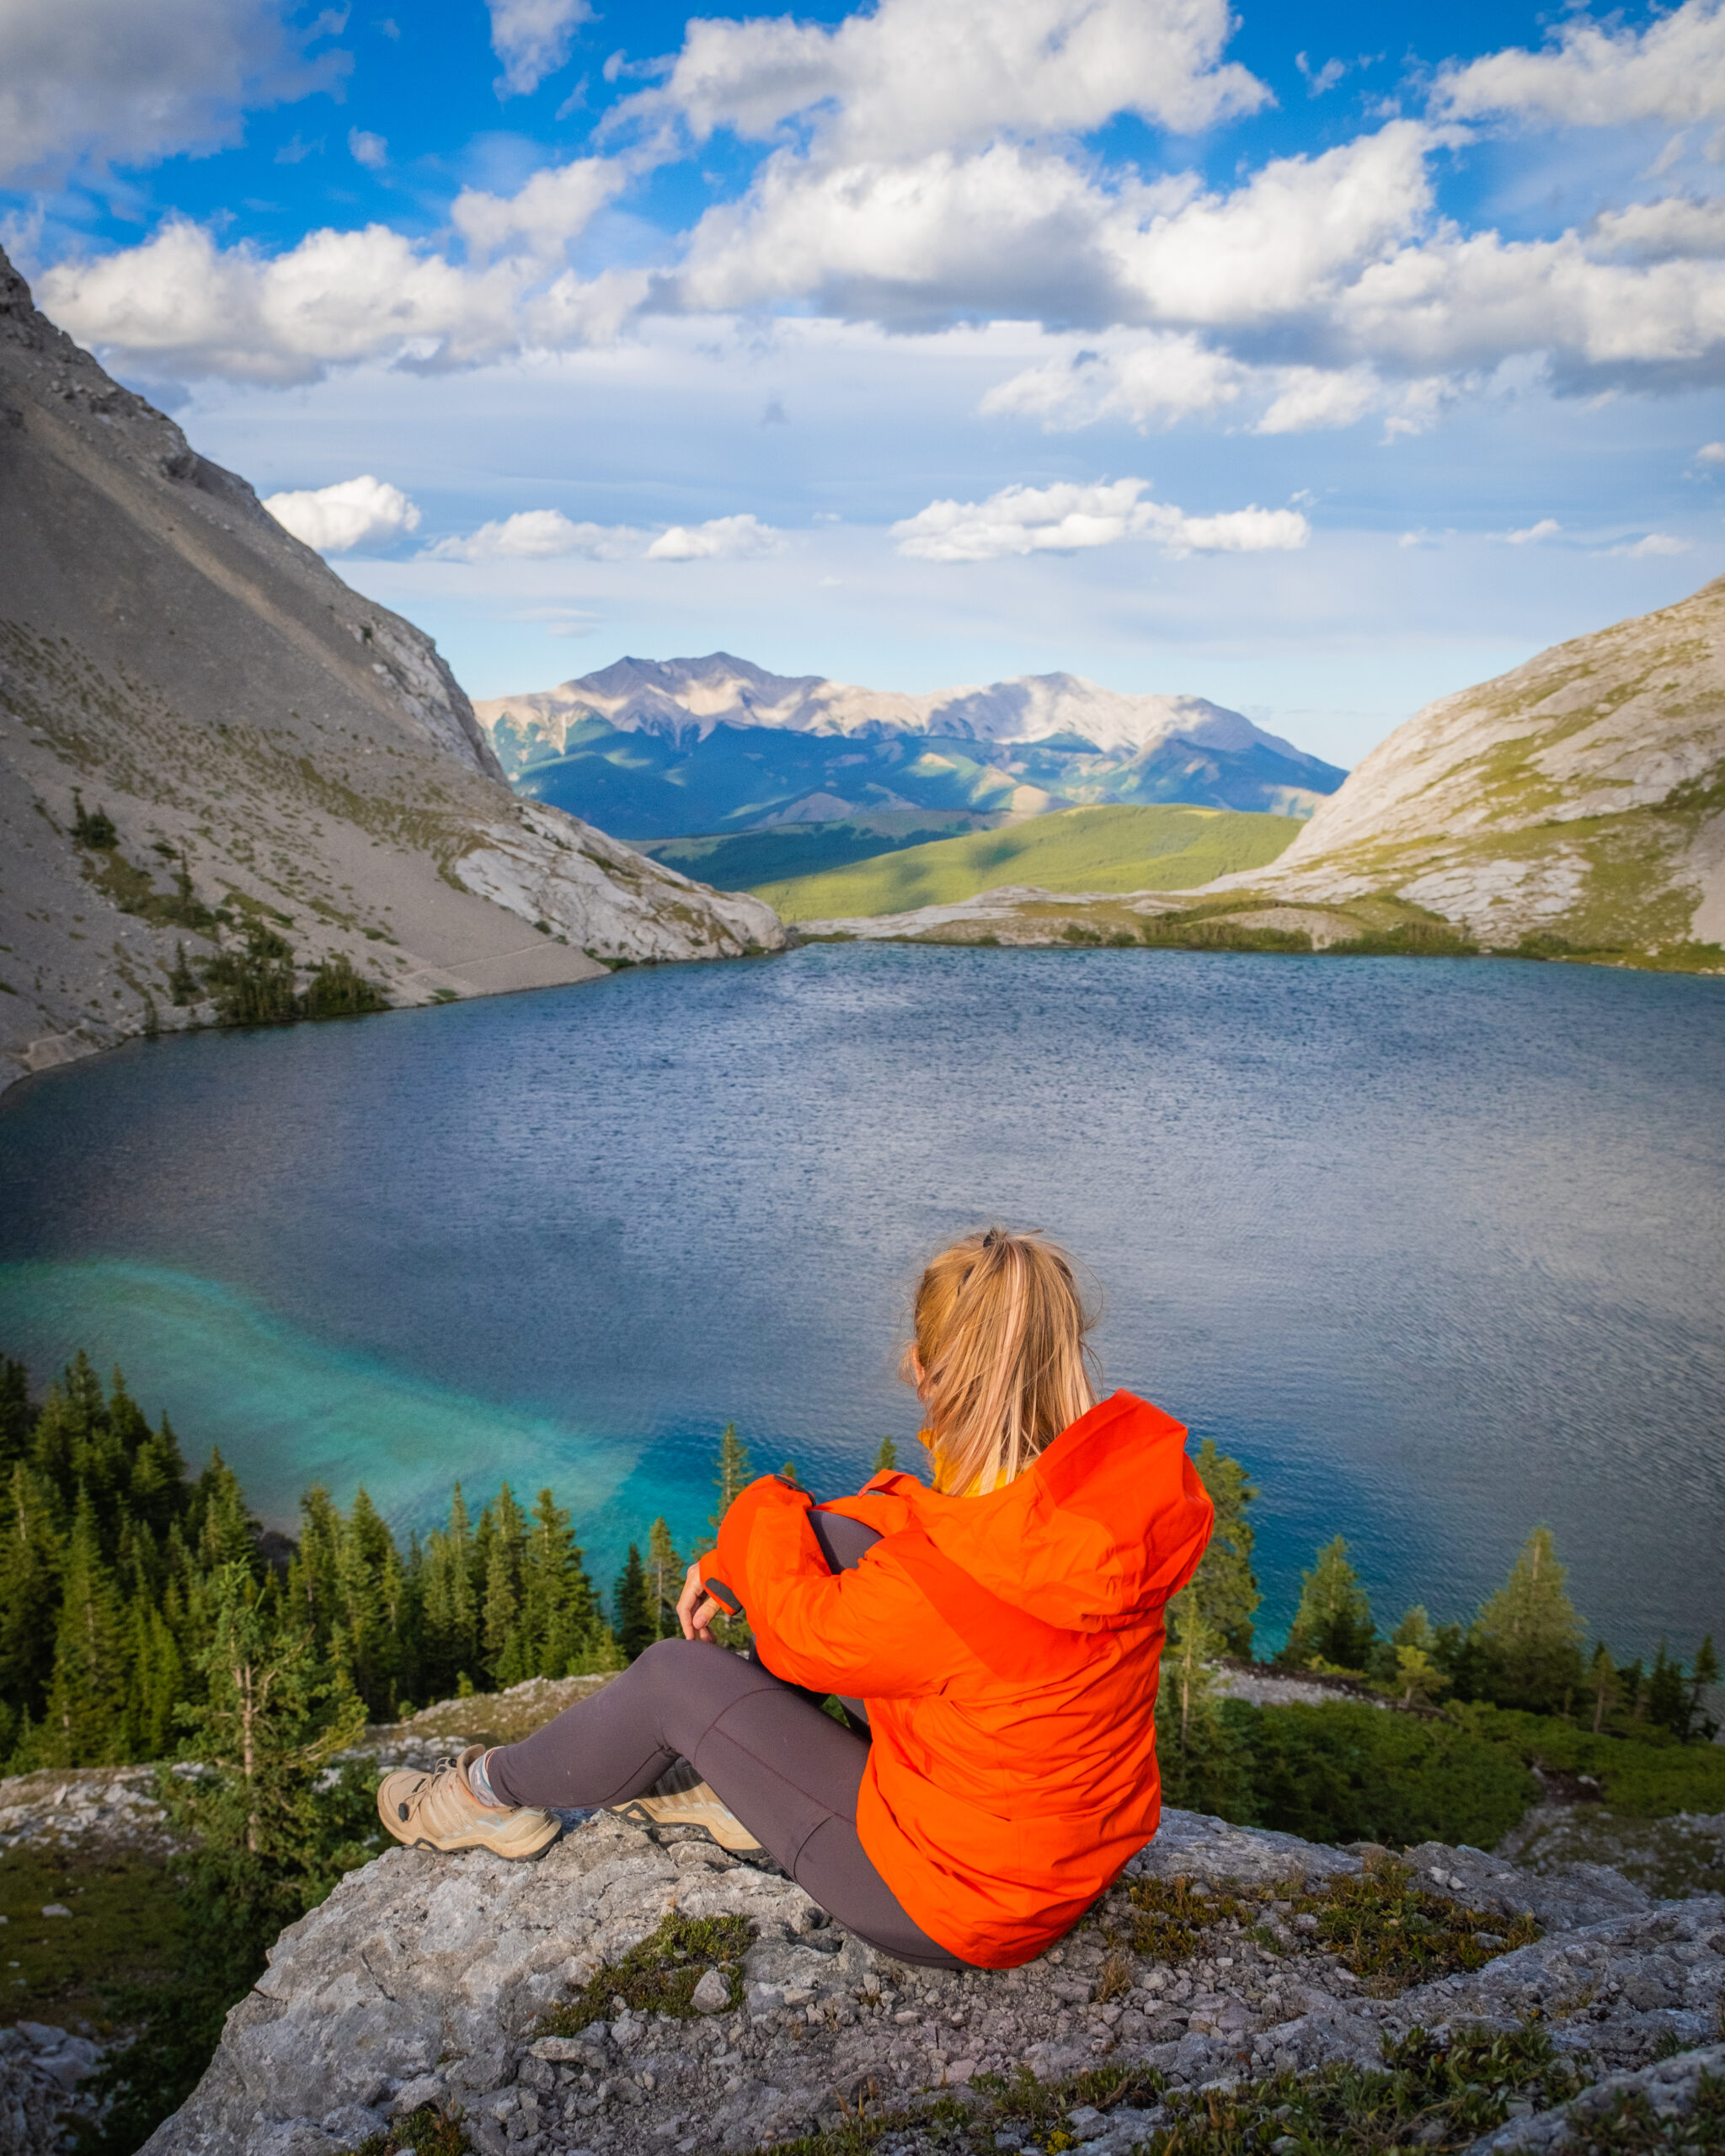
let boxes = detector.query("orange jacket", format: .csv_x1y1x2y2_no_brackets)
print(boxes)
707,1390,1213,1967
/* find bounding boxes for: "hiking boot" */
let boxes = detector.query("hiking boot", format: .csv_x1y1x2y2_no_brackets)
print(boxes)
377,1745,561,1860
611,1778,763,1854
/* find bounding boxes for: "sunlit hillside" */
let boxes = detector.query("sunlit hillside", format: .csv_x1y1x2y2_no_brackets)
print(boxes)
754,803,1303,921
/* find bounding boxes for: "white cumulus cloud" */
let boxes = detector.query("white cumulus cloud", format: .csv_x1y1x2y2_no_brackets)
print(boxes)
1612,531,1690,556
489,0,594,96
1697,440,1725,462
980,334,1247,430
426,510,643,561
349,128,387,168
425,508,779,561
981,342,1453,439
263,474,420,553
644,514,782,560
1503,517,1562,543
890,478,1309,562
0,0,348,186
38,195,644,382
622,0,1268,164
451,157,626,261
1437,0,1725,128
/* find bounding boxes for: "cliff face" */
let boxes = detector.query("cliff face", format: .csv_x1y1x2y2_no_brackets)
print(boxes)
140,1797,1723,2156
1253,575,1725,958
0,248,783,1095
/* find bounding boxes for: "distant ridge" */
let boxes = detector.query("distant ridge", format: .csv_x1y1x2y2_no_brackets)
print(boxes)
481,650,1322,759
475,655,1345,839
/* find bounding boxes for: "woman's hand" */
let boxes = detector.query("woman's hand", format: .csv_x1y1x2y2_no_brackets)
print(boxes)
677,1558,723,1643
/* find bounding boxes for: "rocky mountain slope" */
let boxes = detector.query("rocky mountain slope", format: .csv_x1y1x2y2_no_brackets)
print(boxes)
797,579,1725,971
1233,575,1725,960
137,1799,1722,2156
475,657,1345,837
0,248,782,1097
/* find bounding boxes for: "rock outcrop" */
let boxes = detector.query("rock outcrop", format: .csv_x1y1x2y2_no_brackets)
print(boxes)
788,579,1725,971
1238,574,1725,960
141,1801,1724,2156
0,248,783,1097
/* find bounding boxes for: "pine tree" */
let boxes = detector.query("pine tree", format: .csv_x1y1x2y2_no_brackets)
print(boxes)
41,1494,131,1766
192,1451,261,1575
176,1561,366,1857
337,1488,403,1718
1188,1439,1260,1658
1690,1635,1721,1740
124,1594,184,1760
0,1462,63,1719
168,940,200,1006
646,1517,683,1641
286,1486,344,1678
709,1422,752,1538
481,1484,529,1686
0,1356,32,1475
1647,1640,1689,1737
29,1353,108,1508
873,1437,898,1475
614,1545,654,1662
1392,1642,1450,1707
519,1487,606,1677
1276,1536,1375,1672
128,1412,191,1539
1589,1641,1621,1734
421,1485,478,1698
1472,1526,1584,1712
1156,1590,1244,1815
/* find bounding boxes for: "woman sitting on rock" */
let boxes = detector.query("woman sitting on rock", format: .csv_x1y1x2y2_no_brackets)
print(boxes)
378,1228,1214,1970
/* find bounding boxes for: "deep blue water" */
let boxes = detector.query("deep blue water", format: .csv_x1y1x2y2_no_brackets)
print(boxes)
1,943,1721,1657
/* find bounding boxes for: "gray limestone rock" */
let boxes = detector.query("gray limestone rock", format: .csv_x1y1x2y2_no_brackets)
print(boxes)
0,245,785,1100
137,1808,1725,2156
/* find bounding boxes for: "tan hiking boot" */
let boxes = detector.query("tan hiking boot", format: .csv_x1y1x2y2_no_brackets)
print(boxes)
611,1774,763,1854
377,1745,561,1861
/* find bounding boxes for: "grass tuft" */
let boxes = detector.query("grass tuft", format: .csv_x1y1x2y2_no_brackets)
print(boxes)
532,1909,752,2035
336,2101,471,2154
744,2021,1589,2156
1124,1861,1539,1991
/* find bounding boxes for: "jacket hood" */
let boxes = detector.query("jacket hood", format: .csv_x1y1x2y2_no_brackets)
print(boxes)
867,1390,1213,1633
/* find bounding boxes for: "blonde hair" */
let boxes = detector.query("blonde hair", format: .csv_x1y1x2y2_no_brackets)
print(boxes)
902,1228,1098,1496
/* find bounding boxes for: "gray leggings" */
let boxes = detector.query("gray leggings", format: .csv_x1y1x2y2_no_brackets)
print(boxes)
487,1513,966,1967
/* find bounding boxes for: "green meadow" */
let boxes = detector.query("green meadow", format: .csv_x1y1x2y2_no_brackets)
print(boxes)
751,803,1304,921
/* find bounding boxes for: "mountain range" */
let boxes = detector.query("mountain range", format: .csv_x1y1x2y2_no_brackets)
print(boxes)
474,655,1346,840
0,247,782,1095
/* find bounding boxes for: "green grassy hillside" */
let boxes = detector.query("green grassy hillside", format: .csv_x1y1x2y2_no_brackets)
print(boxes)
633,810,995,890
755,803,1302,921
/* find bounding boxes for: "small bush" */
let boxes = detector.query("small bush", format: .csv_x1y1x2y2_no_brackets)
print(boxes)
72,792,118,849
1222,1699,1538,1849
1450,1705,1725,1820
298,953,388,1019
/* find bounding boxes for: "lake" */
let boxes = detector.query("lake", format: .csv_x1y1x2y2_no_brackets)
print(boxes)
1,942,1720,1658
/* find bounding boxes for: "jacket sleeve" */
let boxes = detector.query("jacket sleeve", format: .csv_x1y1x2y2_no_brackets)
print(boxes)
710,1476,955,1699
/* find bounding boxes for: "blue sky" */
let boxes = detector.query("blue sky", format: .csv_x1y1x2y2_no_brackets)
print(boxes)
6,0,1725,764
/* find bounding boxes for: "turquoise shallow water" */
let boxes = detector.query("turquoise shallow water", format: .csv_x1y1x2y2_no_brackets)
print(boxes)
0,942,1720,1655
